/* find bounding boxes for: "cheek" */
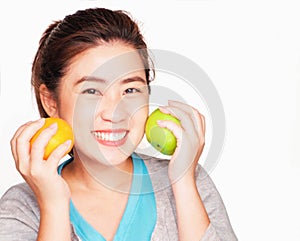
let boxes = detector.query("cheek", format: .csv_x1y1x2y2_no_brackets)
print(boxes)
59,94,98,131
124,97,149,125
130,105,149,133
75,99,98,116
74,98,99,127
57,95,78,123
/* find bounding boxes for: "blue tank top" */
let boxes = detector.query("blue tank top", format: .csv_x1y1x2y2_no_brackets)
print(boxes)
58,153,157,241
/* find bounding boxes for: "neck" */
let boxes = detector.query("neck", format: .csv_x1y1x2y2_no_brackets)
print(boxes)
62,150,134,195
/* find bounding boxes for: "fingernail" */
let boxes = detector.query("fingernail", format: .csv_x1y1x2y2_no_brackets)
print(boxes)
64,140,72,148
156,120,163,125
158,107,168,113
38,118,45,124
49,123,57,130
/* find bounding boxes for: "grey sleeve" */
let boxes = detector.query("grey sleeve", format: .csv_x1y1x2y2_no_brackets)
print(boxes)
196,166,238,241
0,183,80,241
0,183,40,241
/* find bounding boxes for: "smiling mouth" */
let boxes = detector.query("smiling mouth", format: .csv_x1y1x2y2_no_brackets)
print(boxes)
91,130,128,145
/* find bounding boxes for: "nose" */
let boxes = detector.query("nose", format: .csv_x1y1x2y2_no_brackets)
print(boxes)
98,94,126,123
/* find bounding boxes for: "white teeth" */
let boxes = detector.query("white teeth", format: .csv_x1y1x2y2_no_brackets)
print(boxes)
92,131,127,142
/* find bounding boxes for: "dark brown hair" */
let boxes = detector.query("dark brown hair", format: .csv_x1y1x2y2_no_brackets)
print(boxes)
32,7,154,117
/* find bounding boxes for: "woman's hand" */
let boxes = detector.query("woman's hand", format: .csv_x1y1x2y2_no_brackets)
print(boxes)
10,118,72,207
157,100,205,183
10,118,72,240
157,100,209,240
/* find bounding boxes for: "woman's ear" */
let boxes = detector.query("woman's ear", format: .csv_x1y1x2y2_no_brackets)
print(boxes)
39,84,58,117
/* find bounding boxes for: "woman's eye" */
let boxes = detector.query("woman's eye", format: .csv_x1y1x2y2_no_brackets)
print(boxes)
124,88,141,94
82,89,101,95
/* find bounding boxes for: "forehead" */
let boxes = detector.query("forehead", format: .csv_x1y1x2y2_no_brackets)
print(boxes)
63,41,146,84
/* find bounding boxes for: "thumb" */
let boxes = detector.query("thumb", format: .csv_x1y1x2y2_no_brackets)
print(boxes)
46,140,73,169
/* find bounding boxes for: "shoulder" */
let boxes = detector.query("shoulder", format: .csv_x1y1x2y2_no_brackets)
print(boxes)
137,152,225,208
136,152,216,192
0,182,39,221
136,152,169,171
136,152,224,205
1,182,36,204
135,152,171,191
136,153,237,240
0,182,40,239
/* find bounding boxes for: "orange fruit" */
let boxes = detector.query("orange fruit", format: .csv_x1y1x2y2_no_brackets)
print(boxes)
30,117,74,160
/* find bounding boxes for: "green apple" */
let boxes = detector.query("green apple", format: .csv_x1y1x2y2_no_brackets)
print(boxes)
145,108,180,155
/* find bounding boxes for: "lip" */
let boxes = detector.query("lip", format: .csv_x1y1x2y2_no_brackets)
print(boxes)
91,129,129,147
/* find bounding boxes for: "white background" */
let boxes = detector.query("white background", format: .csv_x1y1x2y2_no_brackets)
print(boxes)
1,0,300,240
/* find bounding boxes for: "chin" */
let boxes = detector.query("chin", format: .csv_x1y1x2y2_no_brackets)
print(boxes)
99,147,130,162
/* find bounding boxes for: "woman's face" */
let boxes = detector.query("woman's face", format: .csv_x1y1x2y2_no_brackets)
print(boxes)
55,41,149,166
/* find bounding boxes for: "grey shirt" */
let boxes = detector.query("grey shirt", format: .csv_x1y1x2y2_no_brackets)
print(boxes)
0,154,237,241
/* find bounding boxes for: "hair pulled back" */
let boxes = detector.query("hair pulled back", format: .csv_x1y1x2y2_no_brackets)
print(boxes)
32,7,154,117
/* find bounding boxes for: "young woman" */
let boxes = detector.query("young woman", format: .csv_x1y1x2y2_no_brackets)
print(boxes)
0,7,237,241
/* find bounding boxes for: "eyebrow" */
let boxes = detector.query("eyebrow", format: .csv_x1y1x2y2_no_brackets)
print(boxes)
74,76,147,86
121,76,147,85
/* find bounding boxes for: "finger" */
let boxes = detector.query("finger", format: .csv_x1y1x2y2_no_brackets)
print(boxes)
10,121,33,164
157,119,182,138
167,100,206,139
168,100,191,109
11,121,33,142
30,123,58,161
46,140,72,169
159,105,197,136
189,109,205,141
168,100,200,116
200,114,206,138
12,119,45,167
